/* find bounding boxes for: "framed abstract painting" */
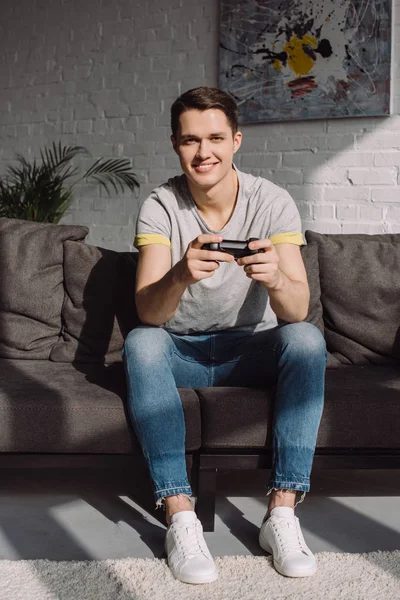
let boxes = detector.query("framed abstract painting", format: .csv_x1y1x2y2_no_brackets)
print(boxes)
219,0,392,123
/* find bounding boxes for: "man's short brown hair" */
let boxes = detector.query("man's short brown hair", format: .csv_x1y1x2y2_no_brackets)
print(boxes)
170,87,239,138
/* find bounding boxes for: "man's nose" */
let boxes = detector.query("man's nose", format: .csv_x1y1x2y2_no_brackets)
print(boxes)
196,139,211,159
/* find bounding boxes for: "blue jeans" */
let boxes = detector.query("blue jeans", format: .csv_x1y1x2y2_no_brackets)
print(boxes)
122,322,327,506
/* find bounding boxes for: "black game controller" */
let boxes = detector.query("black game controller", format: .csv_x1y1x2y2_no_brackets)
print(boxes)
201,238,264,260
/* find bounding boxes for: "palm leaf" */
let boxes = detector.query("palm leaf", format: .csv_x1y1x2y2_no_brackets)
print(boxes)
0,181,23,218
81,157,139,195
40,141,89,172
0,142,140,223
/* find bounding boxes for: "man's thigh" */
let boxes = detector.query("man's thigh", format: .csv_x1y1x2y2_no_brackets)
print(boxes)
168,331,212,389
167,323,309,389
210,327,283,388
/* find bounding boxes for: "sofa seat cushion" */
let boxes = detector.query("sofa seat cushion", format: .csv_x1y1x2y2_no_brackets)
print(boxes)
0,218,88,359
50,242,140,364
198,365,400,449
0,359,201,453
318,365,400,447
197,387,274,449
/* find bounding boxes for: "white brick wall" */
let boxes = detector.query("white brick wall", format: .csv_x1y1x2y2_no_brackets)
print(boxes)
0,0,399,250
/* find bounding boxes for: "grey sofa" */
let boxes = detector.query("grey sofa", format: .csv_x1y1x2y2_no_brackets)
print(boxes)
0,217,399,532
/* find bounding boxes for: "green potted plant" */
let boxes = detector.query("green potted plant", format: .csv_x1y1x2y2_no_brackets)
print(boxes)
0,142,139,223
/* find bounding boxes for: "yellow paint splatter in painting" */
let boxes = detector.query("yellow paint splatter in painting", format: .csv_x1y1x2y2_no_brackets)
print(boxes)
273,59,282,72
283,34,318,76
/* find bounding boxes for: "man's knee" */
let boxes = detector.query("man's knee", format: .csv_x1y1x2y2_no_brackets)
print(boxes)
281,322,326,360
123,326,172,364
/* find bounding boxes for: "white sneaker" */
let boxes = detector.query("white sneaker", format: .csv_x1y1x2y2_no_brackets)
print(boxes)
165,511,218,584
259,506,317,578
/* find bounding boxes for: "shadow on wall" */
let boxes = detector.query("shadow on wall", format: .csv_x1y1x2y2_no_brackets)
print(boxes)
237,109,400,236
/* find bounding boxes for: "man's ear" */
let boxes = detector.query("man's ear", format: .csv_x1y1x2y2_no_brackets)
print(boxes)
233,131,242,153
171,135,178,154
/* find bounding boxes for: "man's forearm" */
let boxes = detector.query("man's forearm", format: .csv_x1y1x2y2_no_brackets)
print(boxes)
136,265,187,326
264,270,310,323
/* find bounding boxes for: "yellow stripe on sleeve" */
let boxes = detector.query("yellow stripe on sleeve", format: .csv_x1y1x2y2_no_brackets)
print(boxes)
134,233,171,248
269,232,305,246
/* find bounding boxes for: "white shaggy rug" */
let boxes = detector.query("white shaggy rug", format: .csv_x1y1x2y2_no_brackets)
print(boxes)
0,552,399,600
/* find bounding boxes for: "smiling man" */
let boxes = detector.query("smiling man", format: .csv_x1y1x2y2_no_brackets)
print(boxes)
123,87,327,585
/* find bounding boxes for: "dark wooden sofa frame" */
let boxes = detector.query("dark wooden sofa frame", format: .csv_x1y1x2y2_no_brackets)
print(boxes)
2,449,400,532
194,449,400,531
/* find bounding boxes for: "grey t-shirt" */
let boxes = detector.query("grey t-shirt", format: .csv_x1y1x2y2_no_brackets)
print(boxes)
134,166,304,334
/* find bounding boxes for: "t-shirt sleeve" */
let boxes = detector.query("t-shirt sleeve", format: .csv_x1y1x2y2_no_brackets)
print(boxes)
134,192,171,249
268,189,305,246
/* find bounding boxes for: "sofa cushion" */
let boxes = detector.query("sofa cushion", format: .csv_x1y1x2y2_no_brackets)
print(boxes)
300,243,324,337
305,231,400,366
50,242,140,363
0,359,201,452
197,387,274,448
0,218,88,359
317,365,400,447
198,365,400,449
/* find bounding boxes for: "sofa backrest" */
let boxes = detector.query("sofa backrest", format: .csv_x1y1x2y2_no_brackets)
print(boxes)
50,240,139,364
305,231,400,367
0,218,88,359
1,217,399,368
300,242,324,337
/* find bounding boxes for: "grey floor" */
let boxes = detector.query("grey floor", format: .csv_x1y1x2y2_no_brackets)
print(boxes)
0,468,399,560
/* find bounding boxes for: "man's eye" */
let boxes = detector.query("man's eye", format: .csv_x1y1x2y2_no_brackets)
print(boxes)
211,137,223,141
183,139,196,144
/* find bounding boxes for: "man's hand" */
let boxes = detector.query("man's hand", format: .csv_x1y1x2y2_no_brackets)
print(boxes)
236,238,282,290
174,234,235,286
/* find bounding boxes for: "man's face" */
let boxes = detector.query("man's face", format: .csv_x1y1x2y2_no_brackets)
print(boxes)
171,108,242,190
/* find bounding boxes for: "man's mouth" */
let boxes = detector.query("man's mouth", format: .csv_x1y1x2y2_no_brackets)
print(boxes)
192,162,218,172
